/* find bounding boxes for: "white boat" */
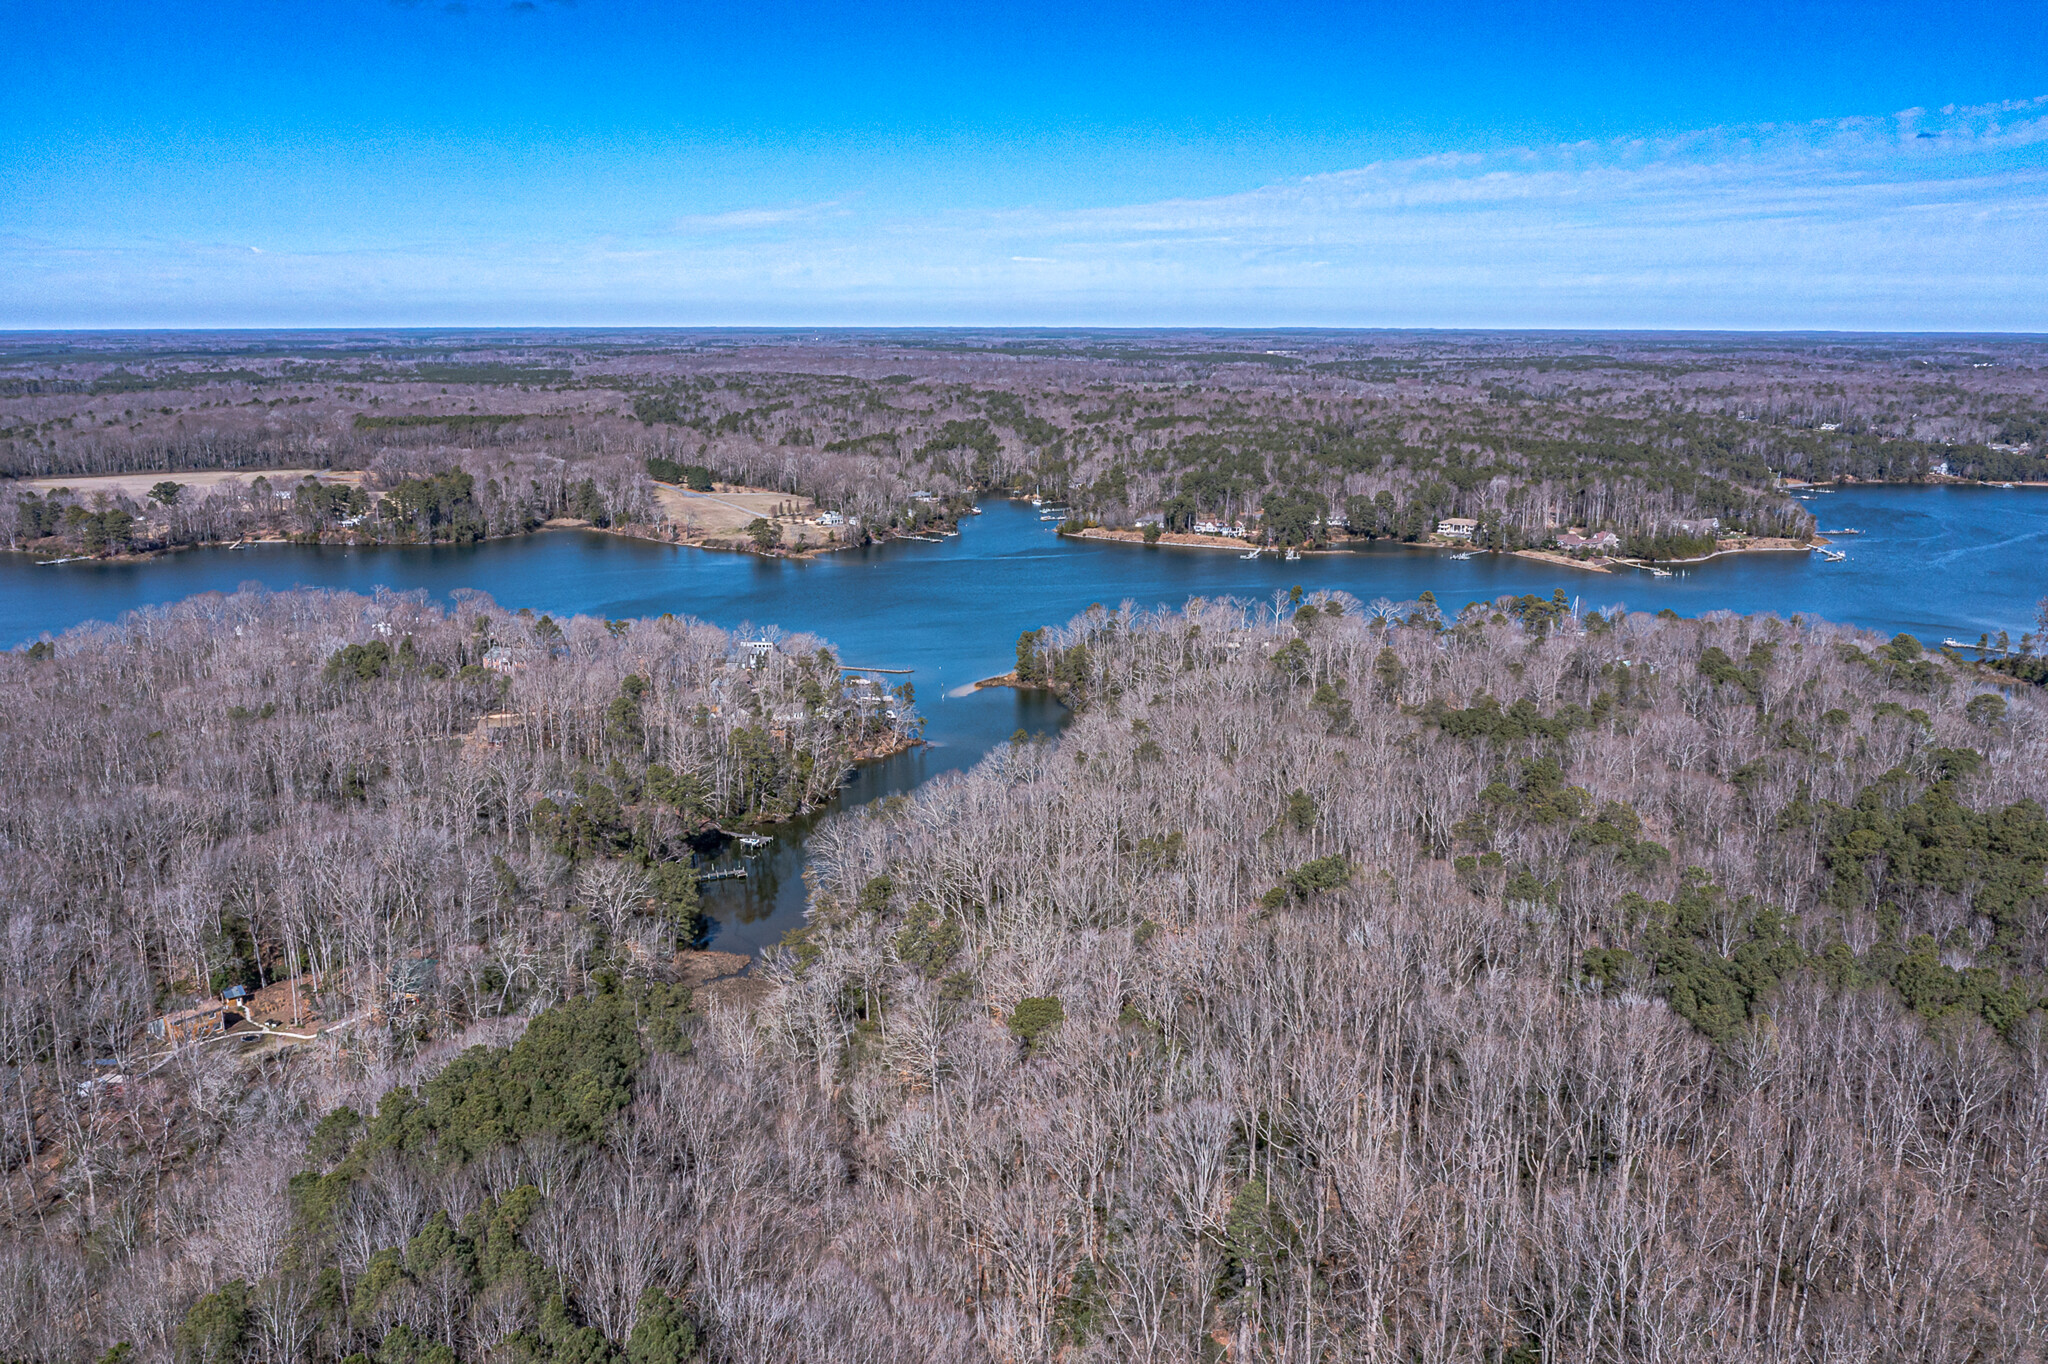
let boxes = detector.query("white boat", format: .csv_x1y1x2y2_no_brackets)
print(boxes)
1284,548,1301,561
1818,549,1847,562
1239,548,1262,560
1449,551,1474,561
1648,566,1673,578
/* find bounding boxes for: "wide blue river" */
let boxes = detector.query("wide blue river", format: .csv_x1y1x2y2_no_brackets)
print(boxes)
5,485,2043,953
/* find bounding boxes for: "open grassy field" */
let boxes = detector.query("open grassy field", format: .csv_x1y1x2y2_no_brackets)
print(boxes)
23,467,365,501
650,481,832,550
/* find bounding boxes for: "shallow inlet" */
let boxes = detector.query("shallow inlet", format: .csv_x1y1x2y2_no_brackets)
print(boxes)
7,488,2045,952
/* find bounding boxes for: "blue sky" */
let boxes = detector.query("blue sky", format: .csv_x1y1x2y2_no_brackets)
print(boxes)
4,0,2046,328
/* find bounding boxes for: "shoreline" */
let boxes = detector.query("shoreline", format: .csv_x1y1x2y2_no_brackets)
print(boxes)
1072,525,1379,555
1507,537,1823,575
6,469,907,565
1784,476,2048,490
4,511,947,567
1071,526,1257,551
1634,539,1822,568
1511,548,1618,574
845,729,925,764
1067,524,1830,575
972,671,1073,696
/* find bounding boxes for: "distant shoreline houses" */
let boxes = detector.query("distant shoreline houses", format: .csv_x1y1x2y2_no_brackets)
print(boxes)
1122,508,1768,554
1430,517,1721,553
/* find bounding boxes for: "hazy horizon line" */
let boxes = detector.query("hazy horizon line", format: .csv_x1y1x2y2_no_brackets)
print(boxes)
3,324,2045,340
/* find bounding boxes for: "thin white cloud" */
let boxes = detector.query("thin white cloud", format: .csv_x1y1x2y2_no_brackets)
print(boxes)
668,200,849,233
6,98,2047,326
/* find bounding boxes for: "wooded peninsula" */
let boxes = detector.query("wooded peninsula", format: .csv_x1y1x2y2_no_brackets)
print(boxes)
4,574,2048,1362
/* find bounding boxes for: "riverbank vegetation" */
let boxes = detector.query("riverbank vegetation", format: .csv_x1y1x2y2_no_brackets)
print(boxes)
7,332,2044,561
6,452,655,559
6,579,2048,1360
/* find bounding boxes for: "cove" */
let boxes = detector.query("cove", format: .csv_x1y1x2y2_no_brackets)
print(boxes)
5,486,2044,954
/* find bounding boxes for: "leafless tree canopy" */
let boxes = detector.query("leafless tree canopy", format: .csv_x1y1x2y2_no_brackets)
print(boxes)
8,332,2045,558
3,578,2047,1362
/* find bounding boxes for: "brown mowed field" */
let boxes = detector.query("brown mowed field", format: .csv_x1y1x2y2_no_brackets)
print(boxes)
651,482,832,549
23,468,366,500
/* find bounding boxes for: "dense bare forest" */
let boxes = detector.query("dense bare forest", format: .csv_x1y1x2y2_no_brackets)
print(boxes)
6,332,2046,559
4,579,2047,1362
0,588,917,1361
